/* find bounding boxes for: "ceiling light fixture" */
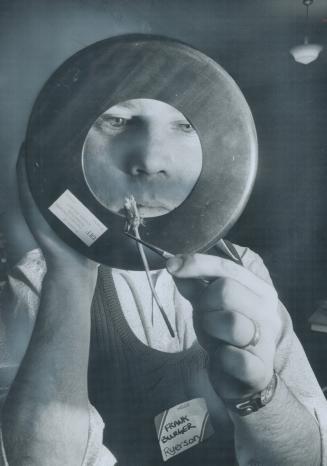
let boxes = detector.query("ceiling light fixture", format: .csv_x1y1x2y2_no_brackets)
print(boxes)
290,0,323,65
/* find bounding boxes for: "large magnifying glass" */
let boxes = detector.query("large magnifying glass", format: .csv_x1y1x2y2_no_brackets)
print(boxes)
24,34,257,270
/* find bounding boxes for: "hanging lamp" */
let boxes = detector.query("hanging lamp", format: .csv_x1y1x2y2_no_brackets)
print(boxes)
290,0,323,65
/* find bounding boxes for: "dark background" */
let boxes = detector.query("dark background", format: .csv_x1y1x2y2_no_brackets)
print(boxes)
0,0,327,383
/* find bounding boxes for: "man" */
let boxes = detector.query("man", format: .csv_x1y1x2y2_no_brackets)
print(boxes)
0,48,326,466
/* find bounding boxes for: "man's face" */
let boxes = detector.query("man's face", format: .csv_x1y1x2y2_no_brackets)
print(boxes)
82,99,202,217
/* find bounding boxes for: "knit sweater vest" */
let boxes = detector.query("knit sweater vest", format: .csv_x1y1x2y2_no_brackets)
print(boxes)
88,266,236,466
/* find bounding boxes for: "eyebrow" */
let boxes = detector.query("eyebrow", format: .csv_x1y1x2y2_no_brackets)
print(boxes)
118,101,137,109
102,101,190,120
107,101,137,112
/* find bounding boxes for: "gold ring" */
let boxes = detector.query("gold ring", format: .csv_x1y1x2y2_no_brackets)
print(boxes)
247,321,260,347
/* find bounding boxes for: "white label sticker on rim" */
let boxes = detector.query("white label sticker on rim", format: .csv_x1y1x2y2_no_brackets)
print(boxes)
154,398,214,461
49,190,108,246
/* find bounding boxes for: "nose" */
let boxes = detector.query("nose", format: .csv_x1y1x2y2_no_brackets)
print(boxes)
127,128,170,176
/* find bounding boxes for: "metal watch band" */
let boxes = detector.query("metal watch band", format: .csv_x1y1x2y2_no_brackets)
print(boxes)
224,371,278,416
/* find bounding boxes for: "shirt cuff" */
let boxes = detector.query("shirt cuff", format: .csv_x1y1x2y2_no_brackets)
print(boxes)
82,404,117,466
0,404,117,466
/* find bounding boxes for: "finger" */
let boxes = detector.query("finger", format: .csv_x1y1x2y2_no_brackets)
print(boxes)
209,367,252,399
210,344,270,391
17,145,37,214
200,310,256,348
197,277,262,317
16,145,52,235
173,276,208,304
16,146,99,270
167,253,275,298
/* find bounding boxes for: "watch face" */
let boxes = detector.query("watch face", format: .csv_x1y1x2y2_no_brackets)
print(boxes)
225,373,277,416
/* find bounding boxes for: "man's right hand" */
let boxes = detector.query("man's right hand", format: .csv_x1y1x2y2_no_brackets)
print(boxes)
17,145,98,278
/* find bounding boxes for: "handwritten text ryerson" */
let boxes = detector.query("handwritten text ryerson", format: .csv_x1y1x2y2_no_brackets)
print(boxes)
154,398,214,461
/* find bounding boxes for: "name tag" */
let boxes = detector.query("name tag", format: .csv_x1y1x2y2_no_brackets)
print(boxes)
154,398,214,461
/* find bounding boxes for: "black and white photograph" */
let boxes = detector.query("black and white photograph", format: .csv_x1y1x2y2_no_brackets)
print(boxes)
0,1,327,465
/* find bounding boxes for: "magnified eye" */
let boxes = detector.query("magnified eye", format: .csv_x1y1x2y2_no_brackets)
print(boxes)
94,115,130,134
176,122,195,133
102,115,128,128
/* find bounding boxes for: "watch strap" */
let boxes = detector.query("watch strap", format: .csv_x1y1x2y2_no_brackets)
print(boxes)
224,371,278,416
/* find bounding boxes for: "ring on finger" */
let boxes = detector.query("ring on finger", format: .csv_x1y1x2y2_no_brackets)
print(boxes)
246,320,260,347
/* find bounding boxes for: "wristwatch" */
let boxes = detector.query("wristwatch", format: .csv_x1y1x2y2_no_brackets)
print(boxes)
224,371,278,416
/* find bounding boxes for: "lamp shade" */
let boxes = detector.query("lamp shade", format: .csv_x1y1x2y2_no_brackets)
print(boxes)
290,42,323,64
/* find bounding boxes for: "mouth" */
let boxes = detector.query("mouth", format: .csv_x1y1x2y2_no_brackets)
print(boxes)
118,202,171,217
136,204,171,216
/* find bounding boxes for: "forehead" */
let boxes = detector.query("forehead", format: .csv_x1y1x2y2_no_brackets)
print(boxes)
103,98,188,120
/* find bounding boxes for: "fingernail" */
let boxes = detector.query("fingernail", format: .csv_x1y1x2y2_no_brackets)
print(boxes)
166,256,184,273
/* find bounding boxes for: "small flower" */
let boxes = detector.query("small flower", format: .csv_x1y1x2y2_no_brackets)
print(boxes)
124,195,144,232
